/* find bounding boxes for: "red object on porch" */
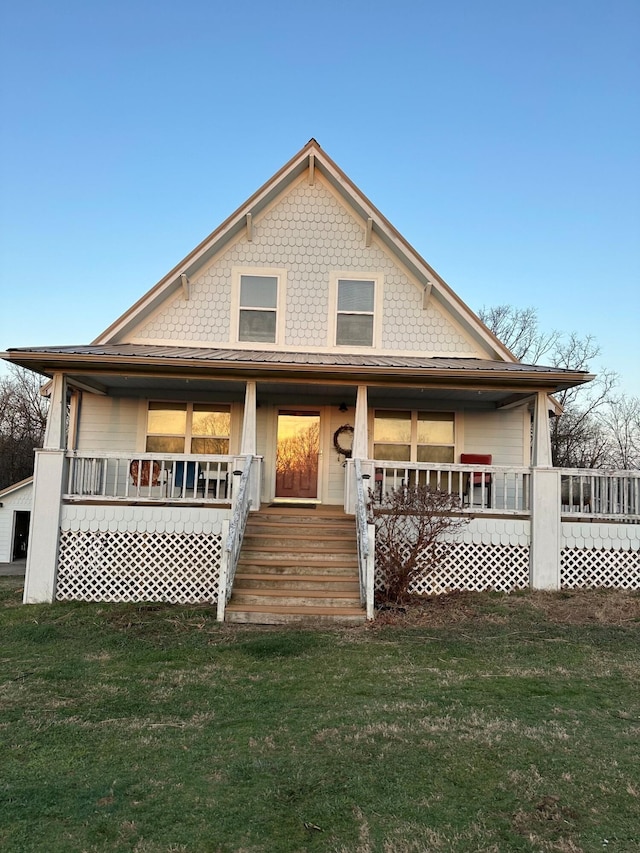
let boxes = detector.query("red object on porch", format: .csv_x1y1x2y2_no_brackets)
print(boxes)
129,460,161,487
460,454,492,504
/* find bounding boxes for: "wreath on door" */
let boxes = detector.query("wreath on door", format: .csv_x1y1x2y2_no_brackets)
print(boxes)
333,424,354,458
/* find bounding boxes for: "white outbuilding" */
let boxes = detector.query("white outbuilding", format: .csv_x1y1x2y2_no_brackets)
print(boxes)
0,477,33,563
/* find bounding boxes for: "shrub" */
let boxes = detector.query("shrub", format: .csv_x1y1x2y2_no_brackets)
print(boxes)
370,484,470,606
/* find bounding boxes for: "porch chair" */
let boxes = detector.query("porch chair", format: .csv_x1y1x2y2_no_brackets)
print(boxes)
460,453,492,507
173,461,204,496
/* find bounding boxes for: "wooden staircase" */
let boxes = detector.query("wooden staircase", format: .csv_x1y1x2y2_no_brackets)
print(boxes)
224,506,366,624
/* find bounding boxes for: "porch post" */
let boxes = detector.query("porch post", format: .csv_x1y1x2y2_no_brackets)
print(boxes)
345,386,369,513
24,372,67,603
352,385,368,459
529,391,561,590
240,380,257,456
239,380,260,509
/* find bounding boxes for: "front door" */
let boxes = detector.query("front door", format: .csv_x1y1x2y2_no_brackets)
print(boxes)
275,411,320,499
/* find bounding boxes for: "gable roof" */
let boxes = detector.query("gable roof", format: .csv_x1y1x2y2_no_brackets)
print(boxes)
95,139,515,362
0,476,34,500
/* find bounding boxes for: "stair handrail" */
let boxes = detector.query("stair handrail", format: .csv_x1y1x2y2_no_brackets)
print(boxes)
354,457,375,620
217,455,253,621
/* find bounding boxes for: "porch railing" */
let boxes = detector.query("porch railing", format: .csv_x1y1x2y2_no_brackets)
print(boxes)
217,455,254,621
65,451,234,504
353,458,375,620
371,460,531,514
559,469,640,520
367,460,640,521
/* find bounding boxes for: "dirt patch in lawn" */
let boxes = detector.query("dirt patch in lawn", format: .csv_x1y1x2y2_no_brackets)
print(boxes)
372,589,640,628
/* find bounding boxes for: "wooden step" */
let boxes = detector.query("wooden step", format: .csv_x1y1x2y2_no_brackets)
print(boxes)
224,602,366,625
230,589,361,608
236,561,358,577
234,573,360,591
242,531,356,545
226,508,365,625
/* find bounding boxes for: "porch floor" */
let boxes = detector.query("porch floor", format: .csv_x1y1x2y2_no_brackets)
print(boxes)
225,506,366,625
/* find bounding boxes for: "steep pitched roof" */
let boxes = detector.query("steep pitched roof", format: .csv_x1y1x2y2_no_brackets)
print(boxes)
94,140,515,361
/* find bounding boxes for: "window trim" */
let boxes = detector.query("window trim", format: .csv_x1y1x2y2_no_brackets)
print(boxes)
328,272,383,349
230,267,287,347
372,409,458,463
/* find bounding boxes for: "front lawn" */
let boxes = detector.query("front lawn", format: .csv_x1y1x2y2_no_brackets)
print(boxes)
1,577,639,852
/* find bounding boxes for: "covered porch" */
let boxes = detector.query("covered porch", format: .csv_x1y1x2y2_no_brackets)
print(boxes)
6,344,638,615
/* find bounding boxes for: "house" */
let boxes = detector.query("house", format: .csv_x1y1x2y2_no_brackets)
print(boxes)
0,477,33,564
3,140,639,621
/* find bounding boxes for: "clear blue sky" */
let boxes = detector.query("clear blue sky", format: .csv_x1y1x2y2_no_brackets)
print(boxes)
1,0,638,394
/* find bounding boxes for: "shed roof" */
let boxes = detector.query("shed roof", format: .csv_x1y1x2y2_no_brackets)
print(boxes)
3,344,593,396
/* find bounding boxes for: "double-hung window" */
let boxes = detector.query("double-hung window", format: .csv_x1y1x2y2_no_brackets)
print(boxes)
373,411,455,462
336,278,375,346
239,275,278,343
146,403,231,454
232,268,286,345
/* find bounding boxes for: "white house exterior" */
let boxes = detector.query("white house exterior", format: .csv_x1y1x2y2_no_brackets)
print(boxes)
0,477,33,564
3,140,639,621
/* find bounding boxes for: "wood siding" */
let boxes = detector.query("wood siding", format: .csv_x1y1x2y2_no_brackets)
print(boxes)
76,396,140,452
463,408,528,466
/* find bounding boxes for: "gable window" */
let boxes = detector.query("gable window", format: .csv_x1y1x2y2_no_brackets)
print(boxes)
373,411,455,462
336,279,375,346
239,274,278,343
146,403,231,454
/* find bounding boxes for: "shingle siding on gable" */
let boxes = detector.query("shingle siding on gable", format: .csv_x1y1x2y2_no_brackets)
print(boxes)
130,176,478,356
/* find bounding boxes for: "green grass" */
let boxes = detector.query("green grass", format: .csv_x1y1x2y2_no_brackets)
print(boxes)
1,577,639,852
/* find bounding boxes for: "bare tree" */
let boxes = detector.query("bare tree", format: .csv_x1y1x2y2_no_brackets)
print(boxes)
478,304,561,363
480,304,625,469
371,484,470,606
0,366,49,490
599,395,640,470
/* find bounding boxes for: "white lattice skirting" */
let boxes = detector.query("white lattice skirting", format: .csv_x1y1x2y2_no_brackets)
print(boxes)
375,518,531,596
57,529,222,603
55,505,229,603
408,542,529,595
561,521,640,590
561,548,640,590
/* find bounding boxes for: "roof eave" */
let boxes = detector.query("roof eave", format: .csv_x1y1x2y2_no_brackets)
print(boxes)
2,349,595,392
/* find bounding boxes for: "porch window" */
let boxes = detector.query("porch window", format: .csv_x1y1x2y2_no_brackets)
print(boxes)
373,411,455,462
336,279,375,346
146,403,231,454
238,274,278,343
